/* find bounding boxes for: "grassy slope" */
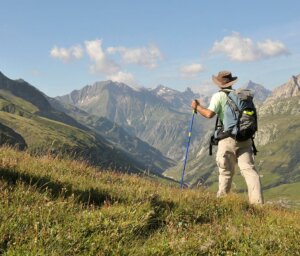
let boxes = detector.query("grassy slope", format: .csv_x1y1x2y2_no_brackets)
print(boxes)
0,90,92,152
1,147,300,255
0,111,90,149
0,90,153,172
0,89,39,114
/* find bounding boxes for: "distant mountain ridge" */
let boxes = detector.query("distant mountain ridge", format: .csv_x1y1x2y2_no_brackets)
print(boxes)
56,81,208,160
151,85,209,111
57,78,278,161
48,96,175,172
0,71,173,174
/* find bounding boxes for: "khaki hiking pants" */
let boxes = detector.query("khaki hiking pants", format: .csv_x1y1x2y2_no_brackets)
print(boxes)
216,137,263,204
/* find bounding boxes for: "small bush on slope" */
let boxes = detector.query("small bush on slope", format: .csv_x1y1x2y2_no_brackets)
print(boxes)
0,147,299,255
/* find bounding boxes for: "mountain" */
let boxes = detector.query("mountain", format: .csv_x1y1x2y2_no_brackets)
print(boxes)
0,72,51,112
56,81,210,160
244,80,271,104
0,72,88,131
47,97,175,173
151,85,209,111
266,74,300,100
85,117,175,171
0,72,172,174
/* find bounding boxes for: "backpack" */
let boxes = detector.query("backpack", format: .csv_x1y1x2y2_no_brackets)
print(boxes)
209,89,258,155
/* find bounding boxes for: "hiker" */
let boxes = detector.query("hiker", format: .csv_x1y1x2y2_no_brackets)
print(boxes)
191,71,263,204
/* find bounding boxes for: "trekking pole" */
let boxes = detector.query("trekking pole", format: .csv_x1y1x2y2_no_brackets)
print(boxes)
180,106,197,188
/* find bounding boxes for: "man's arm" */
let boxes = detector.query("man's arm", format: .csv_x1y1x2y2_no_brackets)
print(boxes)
191,100,215,119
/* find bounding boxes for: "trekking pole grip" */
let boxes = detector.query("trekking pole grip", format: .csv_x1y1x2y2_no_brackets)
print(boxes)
193,99,199,114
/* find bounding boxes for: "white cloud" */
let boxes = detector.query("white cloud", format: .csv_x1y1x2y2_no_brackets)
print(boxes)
50,45,83,62
107,44,163,68
72,46,84,59
107,71,140,89
257,39,289,57
211,32,289,61
180,63,205,78
84,40,139,88
85,39,120,75
50,39,147,88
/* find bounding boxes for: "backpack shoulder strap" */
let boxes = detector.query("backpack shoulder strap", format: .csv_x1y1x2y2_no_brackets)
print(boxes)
220,89,240,114
226,94,240,113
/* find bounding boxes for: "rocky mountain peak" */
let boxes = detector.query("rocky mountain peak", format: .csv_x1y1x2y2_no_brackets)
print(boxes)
247,80,259,88
290,74,300,85
244,80,271,104
60,80,139,106
183,87,196,96
152,85,177,96
245,80,267,91
267,74,300,100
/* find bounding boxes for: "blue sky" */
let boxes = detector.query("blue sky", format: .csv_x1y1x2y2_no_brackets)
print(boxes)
1,0,299,96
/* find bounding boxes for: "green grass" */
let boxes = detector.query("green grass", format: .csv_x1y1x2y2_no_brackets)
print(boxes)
264,183,300,201
0,89,39,114
1,147,300,255
0,111,96,151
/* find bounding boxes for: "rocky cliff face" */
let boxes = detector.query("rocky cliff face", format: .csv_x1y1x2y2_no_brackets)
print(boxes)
255,74,300,146
256,95,300,148
258,74,300,117
259,96,300,117
266,74,300,100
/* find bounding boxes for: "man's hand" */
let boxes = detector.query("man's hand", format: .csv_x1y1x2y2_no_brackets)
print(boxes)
191,99,199,110
191,99,215,119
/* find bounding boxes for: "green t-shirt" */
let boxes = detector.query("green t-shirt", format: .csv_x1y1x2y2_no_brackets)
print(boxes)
207,89,233,122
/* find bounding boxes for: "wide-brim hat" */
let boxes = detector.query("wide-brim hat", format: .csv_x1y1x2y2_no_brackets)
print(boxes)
212,71,238,88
